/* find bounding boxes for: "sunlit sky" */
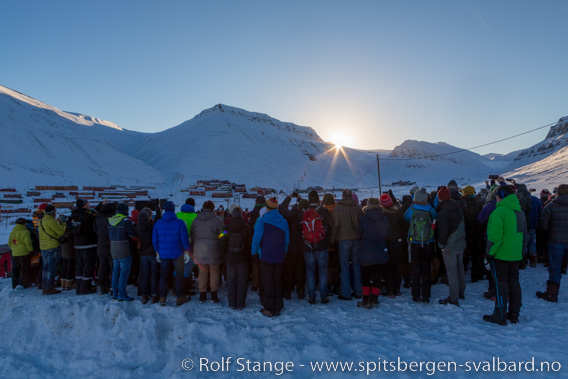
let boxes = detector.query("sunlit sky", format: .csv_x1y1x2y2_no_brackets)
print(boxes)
1,0,566,154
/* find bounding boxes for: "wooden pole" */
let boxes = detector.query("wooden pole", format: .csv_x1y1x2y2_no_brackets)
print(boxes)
377,153,382,194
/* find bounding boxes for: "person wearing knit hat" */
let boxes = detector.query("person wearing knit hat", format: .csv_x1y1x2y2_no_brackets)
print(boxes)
332,188,363,300
379,194,393,208
381,192,407,297
301,190,333,304
248,195,267,293
8,216,34,289
447,180,458,189
153,200,191,306
357,197,390,308
266,197,278,210
413,188,429,203
437,186,452,203
177,200,198,299
409,186,420,196
70,197,98,295
252,192,290,317
436,185,467,307
38,203,66,295
460,184,485,282
191,199,226,304
462,185,476,197
108,202,136,301
537,183,568,303
483,183,525,325
277,191,307,300
404,187,438,304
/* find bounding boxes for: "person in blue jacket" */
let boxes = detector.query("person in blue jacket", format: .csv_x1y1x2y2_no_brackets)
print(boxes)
251,197,290,317
152,201,191,306
404,188,437,304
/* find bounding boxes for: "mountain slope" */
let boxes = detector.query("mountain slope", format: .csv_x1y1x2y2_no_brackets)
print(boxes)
0,85,166,188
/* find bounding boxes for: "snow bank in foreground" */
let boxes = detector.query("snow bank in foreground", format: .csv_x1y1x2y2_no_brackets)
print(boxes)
0,266,566,378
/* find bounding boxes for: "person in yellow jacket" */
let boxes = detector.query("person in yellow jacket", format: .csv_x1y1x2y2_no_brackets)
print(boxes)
8,218,34,289
38,204,66,295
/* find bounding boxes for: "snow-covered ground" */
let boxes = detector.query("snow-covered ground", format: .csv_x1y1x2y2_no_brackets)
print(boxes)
0,265,566,378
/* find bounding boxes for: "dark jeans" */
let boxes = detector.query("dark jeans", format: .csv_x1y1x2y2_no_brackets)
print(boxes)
98,253,113,291
282,250,306,295
260,261,284,315
76,247,97,282
491,259,522,321
61,257,75,281
304,249,328,300
548,243,568,283
411,243,434,299
338,239,361,298
386,242,404,292
140,254,160,297
160,256,184,298
227,261,249,308
11,255,31,288
41,247,61,290
112,256,133,299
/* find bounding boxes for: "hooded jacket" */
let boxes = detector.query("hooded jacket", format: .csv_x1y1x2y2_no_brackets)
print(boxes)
487,194,528,261
357,206,390,264
251,209,290,264
190,209,225,265
177,204,197,241
108,212,136,259
331,197,363,243
225,209,253,264
9,224,34,257
539,194,568,244
437,199,467,253
153,211,190,260
93,204,115,256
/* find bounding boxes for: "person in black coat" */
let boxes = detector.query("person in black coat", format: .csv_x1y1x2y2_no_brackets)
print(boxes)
357,198,390,308
380,194,408,297
225,207,253,309
136,209,159,304
248,196,265,293
278,193,307,299
70,199,98,295
93,202,115,295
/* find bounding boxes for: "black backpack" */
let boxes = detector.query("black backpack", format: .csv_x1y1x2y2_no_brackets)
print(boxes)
228,231,244,254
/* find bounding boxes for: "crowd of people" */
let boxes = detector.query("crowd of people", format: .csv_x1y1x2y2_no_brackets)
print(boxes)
7,177,568,323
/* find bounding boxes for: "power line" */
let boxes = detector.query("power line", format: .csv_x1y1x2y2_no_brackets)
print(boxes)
380,121,556,161
346,120,557,188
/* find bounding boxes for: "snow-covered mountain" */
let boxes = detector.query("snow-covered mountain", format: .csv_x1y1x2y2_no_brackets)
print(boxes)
508,117,568,169
1,84,567,193
0,85,165,188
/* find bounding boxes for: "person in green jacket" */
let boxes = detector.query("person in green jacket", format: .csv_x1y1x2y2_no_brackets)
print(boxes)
38,205,66,295
483,185,528,326
8,218,34,289
177,198,198,296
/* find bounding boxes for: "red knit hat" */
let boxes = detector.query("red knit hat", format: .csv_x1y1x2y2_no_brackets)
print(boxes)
379,194,393,208
266,197,278,209
38,203,48,211
437,186,452,202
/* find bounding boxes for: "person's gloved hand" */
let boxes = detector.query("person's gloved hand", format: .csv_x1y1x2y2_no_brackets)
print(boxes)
156,253,161,263
184,252,190,264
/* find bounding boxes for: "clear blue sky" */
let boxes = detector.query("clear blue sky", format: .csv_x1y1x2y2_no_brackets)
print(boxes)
1,0,566,154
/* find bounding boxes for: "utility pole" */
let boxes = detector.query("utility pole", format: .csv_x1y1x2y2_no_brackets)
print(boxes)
376,153,382,194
